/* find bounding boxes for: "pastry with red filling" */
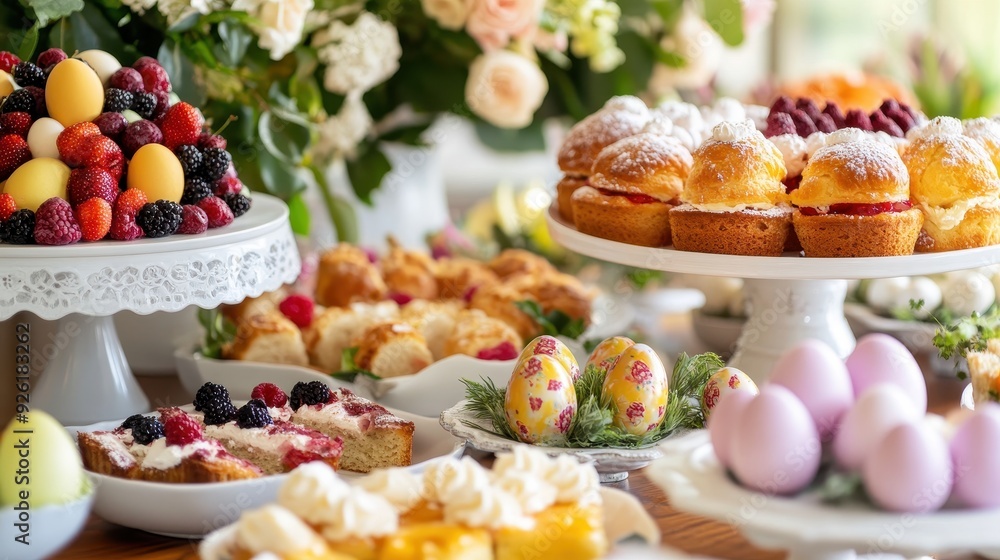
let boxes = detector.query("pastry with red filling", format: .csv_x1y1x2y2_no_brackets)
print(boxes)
790,129,922,257
570,132,692,247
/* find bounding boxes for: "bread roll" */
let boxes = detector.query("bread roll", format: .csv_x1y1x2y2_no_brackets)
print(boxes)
223,313,309,367
434,257,498,299
353,322,433,379
443,310,522,359
314,244,387,307
381,238,438,300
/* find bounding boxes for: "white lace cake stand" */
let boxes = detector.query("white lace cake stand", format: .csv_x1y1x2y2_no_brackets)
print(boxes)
547,207,1000,382
647,431,1000,560
0,193,300,425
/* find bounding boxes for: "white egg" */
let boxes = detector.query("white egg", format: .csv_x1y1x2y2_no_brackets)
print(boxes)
707,389,755,468
26,118,64,160
688,276,743,315
833,384,921,471
942,272,995,316
865,277,910,312
75,49,122,85
863,422,952,513
902,277,942,319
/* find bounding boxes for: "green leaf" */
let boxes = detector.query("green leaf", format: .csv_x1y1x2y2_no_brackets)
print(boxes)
215,20,253,68
650,0,684,27
702,0,744,46
197,307,237,359
258,109,313,165
345,144,391,205
257,149,308,199
12,21,38,61
340,346,360,371
286,192,311,236
309,163,359,243
330,347,379,381
379,123,431,146
166,11,200,33
158,39,204,107
473,119,546,152
331,370,381,382
514,299,586,340
23,0,83,27
49,3,132,61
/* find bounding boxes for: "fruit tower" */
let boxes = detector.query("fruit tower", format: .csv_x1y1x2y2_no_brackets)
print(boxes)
0,49,252,245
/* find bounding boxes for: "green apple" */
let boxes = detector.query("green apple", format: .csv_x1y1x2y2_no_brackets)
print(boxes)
0,411,85,507
122,109,142,123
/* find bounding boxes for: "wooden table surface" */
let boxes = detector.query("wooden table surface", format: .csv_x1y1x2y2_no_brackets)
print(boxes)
53,332,983,560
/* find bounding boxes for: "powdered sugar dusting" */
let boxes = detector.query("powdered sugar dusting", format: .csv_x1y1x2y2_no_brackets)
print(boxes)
603,95,648,115
964,117,1000,148
825,128,869,146
642,115,673,136
907,116,963,141
558,108,650,172
811,139,906,183
598,133,690,180
710,119,757,142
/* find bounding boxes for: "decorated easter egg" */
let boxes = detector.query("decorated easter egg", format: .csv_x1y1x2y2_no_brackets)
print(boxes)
127,143,184,203
76,49,122,85
45,58,105,126
504,354,577,445
516,335,581,382
701,367,758,421
600,343,669,436
583,336,635,379
27,117,64,160
2,157,70,211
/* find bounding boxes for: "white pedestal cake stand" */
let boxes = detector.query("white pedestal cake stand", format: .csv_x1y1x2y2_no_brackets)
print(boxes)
547,207,1000,382
0,194,300,425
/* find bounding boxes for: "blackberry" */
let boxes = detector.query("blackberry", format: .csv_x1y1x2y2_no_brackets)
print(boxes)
236,399,273,429
131,92,157,119
175,145,203,177
200,148,231,181
119,414,147,431
1,209,34,244
131,416,165,445
103,88,133,113
12,62,44,87
136,200,183,238
1,89,35,116
194,382,238,425
289,381,330,411
223,193,251,218
181,177,212,205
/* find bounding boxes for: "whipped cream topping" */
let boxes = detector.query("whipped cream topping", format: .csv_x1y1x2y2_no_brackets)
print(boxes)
422,456,492,504
278,462,351,524
206,422,312,453
268,406,292,423
548,455,602,505
492,446,601,507
444,483,531,530
709,119,757,142
137,437,219,470
642,115,673,136
235,505,328,556
602,95,649,115
709,97,747,125
921,196,1000,231
804,131,829,158
907,115,963,141
354,468,424,513
824,127,869,146
768,133,807,178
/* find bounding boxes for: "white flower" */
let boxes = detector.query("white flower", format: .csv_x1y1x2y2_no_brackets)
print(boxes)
120,0,157,15
315,93,373,159
465,50,548,129
156,0,199,25
648,5,724,92
421,0,468,30
250,0,314,60
314,12,402,95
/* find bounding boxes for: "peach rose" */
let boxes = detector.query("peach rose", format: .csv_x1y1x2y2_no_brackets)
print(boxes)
465,0,543,51
465,50,548,128
421,0,468,30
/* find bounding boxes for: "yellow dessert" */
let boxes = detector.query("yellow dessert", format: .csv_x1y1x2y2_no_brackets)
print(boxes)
2,157,70,211
379,523,492,560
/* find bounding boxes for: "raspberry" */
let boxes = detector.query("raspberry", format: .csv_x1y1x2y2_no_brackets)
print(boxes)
236,399,274,429
130,92,157,119
1,209,34,244
175,144,203,177
789,109,817,137
0,134,31,181
764,112,796,138
794,98,823,124
57,122,102,167
885,108,916,133
214,175,243,197
0,112,32,138
198,132,227,150
822,103,846,129
223,192,251,218
131,416,165,445
0,193,15,221
93,111,128,140
289,381,330,411
0,52,19,73
123,120,163,157
139,63,171,93
119,413,146,431
200,148,231,181
34,197,82,245
160,102,203,150
251,383,288,409
343,401,379,416
12,62,45,88
133,56,160,71
476,341,519,360
67,167,119,206
814,113,837,133
75,197,112,241
769,95,795,115
177,204,208,234
110,189,147,241
279,294,314,328
109,67,144,93
136,200,182,238
164,413,203,446
36,48,66,69
845,109,873,132
181,177,212,205
102,88,133,113
870,109,904,138
1,89,36,116
193,382,237,425
197,196,234,228
879,99,901,115
388,292,413,306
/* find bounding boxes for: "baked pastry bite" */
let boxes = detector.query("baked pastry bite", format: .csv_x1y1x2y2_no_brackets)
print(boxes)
964,117,1000,171
468,282,540,340
352,322,434,379
556,95,650,222
903,116,1000,252
434,257,498,299
443,309,522,360
966,338,1000,406
223,312,310,367
488,248,555,279
315,244,387,307
381,237,439,301
790,128,923,257
221,289,288,325
571,129,692,247
669,119,793,256
304,301,400,372
400,299,464,360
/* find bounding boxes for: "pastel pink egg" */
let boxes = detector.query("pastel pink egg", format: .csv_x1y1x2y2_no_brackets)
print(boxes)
708,389,755,468
863,422,952,513
769,339,854,441
950,402,1000,508
846,334,927,414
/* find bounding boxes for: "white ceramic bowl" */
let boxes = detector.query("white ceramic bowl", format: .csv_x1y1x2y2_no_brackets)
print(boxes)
0,484,94,560
690,311,744,357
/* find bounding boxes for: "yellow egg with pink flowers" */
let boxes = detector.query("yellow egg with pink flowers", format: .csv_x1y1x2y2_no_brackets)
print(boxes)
600,344,669,436
583,336,636,379
516,335,581,382
701,367,758,421
504,354,577,445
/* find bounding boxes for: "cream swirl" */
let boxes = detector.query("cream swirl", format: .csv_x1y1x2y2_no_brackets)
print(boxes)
804,131,829,158
710,119,757,142
422,457,492,504
443,484,532,530
493,472,557,514
235,505,328,556
493,446,601,506
548,455,602,505
768,133,807,178
824,127,869,146
314,487,399,542
642,114,674,136
603,95,648,115
354,468,424,513
277,462,351,526
907,115,963,141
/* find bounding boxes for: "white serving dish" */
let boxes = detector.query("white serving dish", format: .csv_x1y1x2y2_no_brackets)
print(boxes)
843,303,937,353
690,310,744,357
68,406,464,538
0,483,94,560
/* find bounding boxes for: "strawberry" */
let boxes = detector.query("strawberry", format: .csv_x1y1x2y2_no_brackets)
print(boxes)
0,112,32,138
83,136,125,179
67,168,119,207
75,197,112,241
0,134,31,181
57,122,101,167
110,188,147,241
0,192,16,221
160,102,204,151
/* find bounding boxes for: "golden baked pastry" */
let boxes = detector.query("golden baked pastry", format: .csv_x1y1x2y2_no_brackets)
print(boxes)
304,302,401,372
964,117,1000,173
669,120,792,256
442,310,522,359
572,132,692,247
400,299,464,360
221,289,288,324
315,244,387,307
353,322,434,379
381,237,439,300
434,257,498,299
468,282,539,340
790,131,923,257
488,248,555,279
555,175,588,223
223,312,310,367
903,116,1000,252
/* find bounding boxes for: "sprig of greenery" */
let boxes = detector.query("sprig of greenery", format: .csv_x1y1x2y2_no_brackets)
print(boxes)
460,377,518,440
330,347,380,382
515,300,587,340
653,352,724,437
197,308,236,359
932,307,1000,379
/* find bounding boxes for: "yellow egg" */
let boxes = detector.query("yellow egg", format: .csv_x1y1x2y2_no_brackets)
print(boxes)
600,343,669,436
583,336,636,379
44,59,105,126
516,335,581,382
701,367,759,421
1,411,85,507
0,70,14,97
504,354,577,445
2,158,70,211
127,143,184,203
